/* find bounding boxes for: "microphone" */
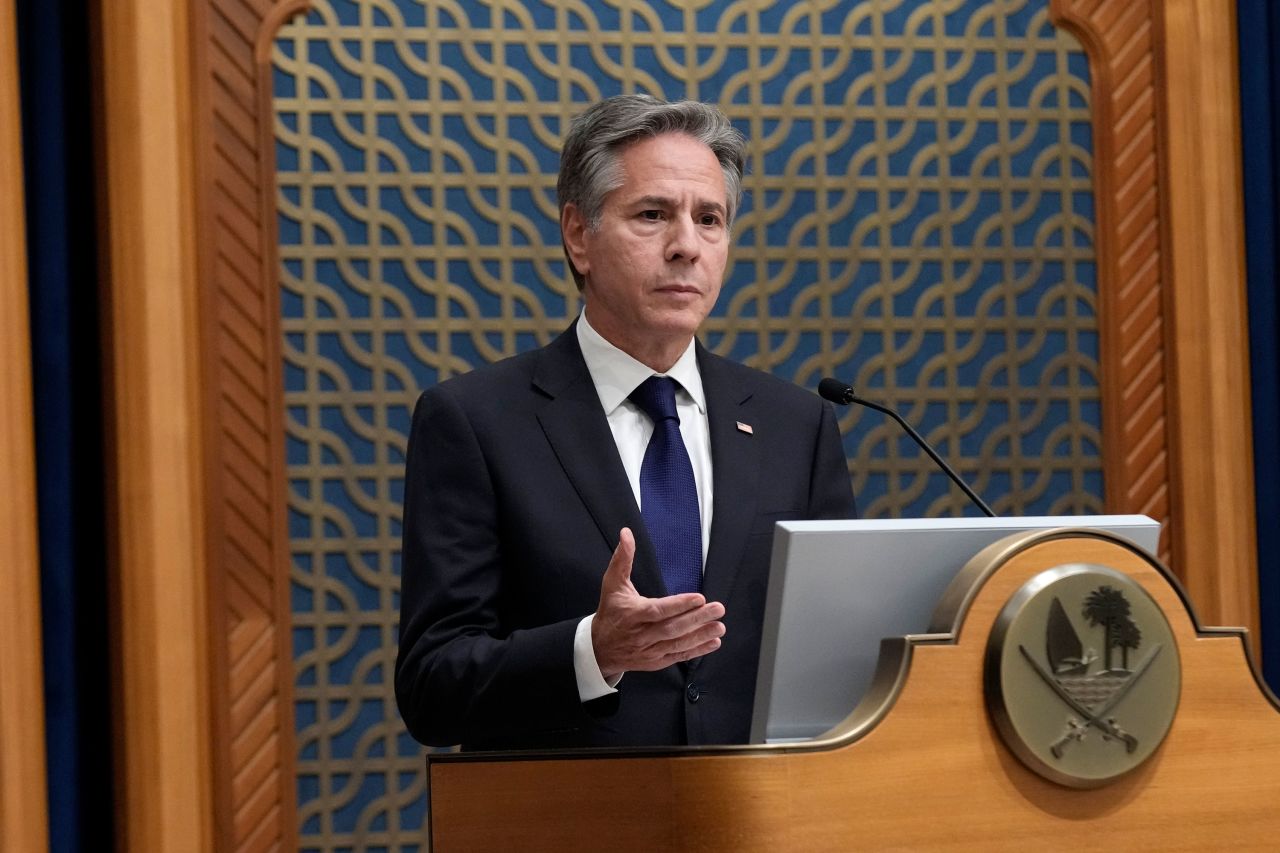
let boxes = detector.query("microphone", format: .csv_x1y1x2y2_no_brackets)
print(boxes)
818,378,996,517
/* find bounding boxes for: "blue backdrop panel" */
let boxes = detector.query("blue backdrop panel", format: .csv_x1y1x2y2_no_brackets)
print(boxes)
1238,0,1280,693
17,0,112,851
273,1,1102,849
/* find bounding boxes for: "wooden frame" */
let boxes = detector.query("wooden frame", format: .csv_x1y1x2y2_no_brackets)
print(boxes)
1,0,51,848
1049,0,1257,634
98,0,215,850
1156,0,1258,636
95,0,1258,849
188,0,308,849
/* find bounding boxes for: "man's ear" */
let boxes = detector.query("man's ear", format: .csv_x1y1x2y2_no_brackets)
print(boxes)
560,203,590,278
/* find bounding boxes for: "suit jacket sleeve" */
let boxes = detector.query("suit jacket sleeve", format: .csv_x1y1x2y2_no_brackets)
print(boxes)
394,384,597,747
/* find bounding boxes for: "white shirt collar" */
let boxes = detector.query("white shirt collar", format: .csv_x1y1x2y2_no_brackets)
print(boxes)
576,308,706,415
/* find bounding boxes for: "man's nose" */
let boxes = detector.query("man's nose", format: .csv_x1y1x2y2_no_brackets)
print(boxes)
665,215,700,262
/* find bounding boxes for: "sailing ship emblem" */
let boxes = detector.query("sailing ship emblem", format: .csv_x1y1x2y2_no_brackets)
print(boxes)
985,564,1181,788
1021,589,1162,757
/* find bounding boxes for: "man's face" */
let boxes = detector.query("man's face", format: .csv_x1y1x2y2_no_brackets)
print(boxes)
562,132,730,369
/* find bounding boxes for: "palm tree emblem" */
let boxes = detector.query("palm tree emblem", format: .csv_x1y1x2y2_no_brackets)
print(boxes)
1025,585,1161,757
1082,585,1142,672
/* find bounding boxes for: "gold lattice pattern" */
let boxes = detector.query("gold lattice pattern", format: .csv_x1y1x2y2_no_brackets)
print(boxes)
274,0,1100,848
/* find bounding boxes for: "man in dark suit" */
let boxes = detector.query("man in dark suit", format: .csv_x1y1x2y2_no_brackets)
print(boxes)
395,95,856,750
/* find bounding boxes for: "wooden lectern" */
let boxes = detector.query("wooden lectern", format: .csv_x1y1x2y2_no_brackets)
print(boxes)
426,530,1280,850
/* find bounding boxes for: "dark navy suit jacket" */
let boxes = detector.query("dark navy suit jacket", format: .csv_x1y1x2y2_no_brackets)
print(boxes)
395,324,855,749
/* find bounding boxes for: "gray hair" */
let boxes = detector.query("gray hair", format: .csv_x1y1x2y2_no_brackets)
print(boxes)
557,95,747,289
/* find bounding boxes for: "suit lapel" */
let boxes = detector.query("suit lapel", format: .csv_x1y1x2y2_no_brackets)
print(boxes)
532,326,666,599
697,346,761,608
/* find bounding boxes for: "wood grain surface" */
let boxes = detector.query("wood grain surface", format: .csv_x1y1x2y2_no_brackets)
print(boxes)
1155,0,1258,641
429,534,1280,852
98,0,215,850
1049,0,1259,642
0,0,50,848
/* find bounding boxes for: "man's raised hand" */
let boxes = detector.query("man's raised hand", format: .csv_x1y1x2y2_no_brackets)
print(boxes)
591,527,725,682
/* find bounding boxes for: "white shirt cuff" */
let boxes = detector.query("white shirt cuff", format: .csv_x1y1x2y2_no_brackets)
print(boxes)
574,613,621,702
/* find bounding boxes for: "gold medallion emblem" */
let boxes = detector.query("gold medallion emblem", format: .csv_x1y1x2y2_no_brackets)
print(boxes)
985,564,1180,788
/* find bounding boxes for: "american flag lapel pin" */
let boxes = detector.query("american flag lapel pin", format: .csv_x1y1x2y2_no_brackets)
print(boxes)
736,421,753,435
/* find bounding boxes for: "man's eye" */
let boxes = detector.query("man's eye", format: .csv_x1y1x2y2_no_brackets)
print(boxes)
700,214,723,227
640,210,663,221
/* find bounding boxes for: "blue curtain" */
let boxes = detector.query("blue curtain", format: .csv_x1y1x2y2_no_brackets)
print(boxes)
17,0,113,849
1238,0,1280,692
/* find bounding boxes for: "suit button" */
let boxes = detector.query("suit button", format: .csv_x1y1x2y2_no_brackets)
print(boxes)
686,682,700,703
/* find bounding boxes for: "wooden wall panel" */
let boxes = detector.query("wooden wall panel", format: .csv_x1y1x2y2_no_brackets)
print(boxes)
98,0,215,850
1051,0,1172,543
1050,0,1259,640
190,0,307,849
1157,0,1259,638
0,0,51,848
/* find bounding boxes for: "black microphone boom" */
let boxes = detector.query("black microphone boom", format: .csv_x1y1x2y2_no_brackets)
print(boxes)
818,378,996,517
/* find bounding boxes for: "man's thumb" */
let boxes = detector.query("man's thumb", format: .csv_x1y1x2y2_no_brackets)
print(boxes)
603,527,636,589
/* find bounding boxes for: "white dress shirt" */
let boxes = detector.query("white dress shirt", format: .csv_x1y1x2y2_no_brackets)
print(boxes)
571,309,714,701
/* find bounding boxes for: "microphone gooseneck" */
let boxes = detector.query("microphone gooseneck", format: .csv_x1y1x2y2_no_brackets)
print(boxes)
819,378,996,517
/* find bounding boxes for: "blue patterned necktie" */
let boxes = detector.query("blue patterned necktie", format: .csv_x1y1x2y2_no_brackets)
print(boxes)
629,376,703,595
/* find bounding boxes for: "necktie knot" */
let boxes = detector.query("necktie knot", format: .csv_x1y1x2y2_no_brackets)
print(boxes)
630,375,680,423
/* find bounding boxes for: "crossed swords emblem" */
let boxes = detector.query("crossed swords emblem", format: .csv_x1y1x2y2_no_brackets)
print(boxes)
1019,644,1162,758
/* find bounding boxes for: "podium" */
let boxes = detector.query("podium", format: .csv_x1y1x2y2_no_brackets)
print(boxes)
425,529,1280,850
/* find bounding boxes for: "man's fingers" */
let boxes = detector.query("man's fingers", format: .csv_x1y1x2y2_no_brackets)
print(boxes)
620,598,724,647
613,616,727,673
651,598,724,633
595,532,729,676
642,618,726,660
659,636,723,667
639,592,715,623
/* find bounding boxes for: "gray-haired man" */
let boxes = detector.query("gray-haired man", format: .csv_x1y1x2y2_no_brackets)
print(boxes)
396,95,855,749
